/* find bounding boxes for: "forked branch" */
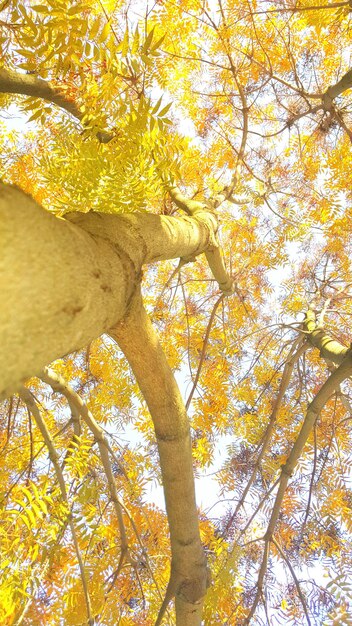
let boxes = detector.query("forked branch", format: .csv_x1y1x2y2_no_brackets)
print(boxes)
167,185,234,294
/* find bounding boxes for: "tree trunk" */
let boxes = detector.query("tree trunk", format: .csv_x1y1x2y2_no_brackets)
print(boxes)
0,182,219,623
0,182,218,398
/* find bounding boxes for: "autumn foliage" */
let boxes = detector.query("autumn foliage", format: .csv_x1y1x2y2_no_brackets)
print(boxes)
1,0,352,624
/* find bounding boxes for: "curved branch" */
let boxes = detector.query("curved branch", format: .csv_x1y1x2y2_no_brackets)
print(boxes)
40,367,129,551
271,537,311,626
0,68,113,142
186,293,225,410
110,290,209,626
267,349,352,539
223,338,308,535
18,386,94,626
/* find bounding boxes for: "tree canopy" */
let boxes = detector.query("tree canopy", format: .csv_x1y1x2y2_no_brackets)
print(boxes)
1,0,352,624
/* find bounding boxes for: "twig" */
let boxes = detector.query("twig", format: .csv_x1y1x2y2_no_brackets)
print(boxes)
186,293,225,410
271,537,311,626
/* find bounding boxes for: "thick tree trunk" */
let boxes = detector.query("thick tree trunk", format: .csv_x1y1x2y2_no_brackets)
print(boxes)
0,184,138,398
0,183,219,398
0,182,220,624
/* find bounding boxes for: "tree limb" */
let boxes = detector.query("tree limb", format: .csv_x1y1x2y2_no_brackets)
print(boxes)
0,67,113,142
18,386,95,626
40,366,129,558
247,348,352,621
323,67,352,108
304,309,349,364
167,186,234,294
110,290,209,626
223,338,308,535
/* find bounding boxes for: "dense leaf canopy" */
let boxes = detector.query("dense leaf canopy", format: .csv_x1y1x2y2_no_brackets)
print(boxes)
1,0,352,624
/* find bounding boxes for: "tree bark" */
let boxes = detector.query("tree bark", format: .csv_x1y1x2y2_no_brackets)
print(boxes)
0,68,112,142
323,67,352,109
0,183,220,399
304,309,349,364
110,292,208,626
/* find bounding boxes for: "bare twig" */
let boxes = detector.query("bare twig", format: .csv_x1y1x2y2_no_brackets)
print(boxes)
271,537,311,626
186,293,225,410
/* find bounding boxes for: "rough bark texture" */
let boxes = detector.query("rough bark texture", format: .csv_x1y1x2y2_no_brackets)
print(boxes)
110,293,208,626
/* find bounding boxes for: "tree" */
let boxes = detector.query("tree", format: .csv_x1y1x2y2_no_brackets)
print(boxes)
1,0,352,624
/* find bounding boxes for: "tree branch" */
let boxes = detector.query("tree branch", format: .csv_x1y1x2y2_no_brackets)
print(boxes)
186,293,225,410
0,68,113,142
18,386,94,626
167,186,234,294
110,290,209,626
223,338,308,535
40,366,129,558
271,537,311,626
323,67,352,108
247,349,352,622
304,309,349,364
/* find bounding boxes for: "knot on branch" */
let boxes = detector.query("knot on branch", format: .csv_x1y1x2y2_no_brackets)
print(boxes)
177,574,209,604
280,463,293,477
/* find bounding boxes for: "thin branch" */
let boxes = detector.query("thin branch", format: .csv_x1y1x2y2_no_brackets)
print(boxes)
18,386,94,626
247,349,352,622
223,338,308,535
271,537,311,626
300,424,317,537
245,539,271,624
249,1,350,15
186,294,225,410
40,367,128,553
